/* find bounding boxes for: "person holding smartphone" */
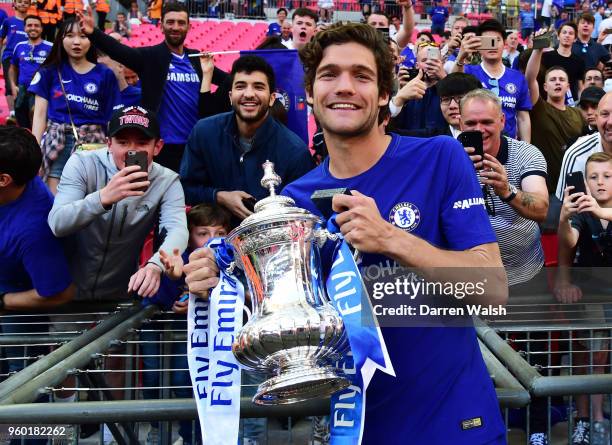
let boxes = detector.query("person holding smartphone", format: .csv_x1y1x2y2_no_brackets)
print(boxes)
48,106,188,302
454,19,532,142
556,153,612,445
390,42,448,132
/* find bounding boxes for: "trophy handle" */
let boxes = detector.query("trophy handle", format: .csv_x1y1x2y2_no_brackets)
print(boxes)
314,228,341,248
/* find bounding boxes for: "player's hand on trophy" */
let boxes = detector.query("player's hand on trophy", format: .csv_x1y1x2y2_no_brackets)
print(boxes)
333,190,396,254
184,247,219,299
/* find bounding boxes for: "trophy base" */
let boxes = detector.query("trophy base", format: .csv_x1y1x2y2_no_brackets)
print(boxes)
253,359,349,406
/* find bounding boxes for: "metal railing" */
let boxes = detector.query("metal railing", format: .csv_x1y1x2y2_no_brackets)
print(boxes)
1,299,612,444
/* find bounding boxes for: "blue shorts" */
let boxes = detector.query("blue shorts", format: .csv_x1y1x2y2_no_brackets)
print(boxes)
47,132,76,179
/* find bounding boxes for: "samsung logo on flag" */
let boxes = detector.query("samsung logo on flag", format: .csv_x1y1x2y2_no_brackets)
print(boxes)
453,197,485,210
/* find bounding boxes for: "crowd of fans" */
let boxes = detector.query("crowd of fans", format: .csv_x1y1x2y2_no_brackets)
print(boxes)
3,0,612,443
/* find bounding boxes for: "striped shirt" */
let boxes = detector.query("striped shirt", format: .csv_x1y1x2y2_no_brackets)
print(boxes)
555,132,602,200
481,136,547,286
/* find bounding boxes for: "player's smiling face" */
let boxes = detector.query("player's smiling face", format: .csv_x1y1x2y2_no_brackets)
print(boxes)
309,42,389,139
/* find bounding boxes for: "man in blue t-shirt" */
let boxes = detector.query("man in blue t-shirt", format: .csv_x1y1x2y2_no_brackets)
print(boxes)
455,19,532,141
427,0,448,36
9,15,52,128
0,126,74,372
0,0,28,121
185,23,509,444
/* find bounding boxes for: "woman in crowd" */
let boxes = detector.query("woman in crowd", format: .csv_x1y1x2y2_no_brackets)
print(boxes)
29,18,120,194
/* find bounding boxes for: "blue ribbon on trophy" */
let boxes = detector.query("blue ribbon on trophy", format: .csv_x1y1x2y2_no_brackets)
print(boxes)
324,215,396,445
187,238,244,445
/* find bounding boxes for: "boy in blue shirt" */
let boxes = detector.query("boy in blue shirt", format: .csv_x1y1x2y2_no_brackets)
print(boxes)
185,23,509,444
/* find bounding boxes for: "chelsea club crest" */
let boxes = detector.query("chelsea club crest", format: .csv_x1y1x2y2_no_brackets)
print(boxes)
389,202,420,232
84,82,98,94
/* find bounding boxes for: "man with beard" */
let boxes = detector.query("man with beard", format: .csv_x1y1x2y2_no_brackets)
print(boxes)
77,2,229,172
8,15,51,128
180,55,314,220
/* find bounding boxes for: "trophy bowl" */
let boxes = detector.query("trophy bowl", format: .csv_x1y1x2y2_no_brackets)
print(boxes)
227,161,350,405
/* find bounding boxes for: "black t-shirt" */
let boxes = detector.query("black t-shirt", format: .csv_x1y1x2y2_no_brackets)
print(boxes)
542,50,586,100
571,212,612,267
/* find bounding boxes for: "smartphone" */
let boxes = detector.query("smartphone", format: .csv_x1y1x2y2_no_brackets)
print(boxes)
425,46,440,60
477,36,498,50
604,28,612,34
125,150,148,191
242,197,256,212
457,131,484,169
532,33,551,49
377,27,390,42
178,293,189,303
406,68,420,81
311,188,352,219
566,171,587,198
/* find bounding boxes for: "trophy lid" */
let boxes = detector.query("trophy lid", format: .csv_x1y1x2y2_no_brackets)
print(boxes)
227,160,318,240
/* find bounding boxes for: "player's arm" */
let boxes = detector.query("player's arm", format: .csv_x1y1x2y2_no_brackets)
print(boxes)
332,192,508,306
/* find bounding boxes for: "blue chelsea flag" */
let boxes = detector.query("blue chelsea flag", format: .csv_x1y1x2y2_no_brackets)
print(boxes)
241,49,309,144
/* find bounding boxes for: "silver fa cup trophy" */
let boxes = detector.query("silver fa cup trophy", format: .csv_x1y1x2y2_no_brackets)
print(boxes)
227,161,350,405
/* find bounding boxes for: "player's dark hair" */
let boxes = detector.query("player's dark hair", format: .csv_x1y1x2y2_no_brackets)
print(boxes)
300,22,394,125
276,7,288,15
0,126,42,186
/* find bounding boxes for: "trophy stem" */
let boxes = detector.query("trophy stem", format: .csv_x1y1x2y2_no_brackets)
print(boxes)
252,356,349,406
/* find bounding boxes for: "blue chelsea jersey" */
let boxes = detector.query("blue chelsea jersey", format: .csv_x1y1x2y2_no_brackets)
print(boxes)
11,40,53,87
281,134,506,444
28,62,121,126
158,53,200,144
1,16,26,62
465,64,532,138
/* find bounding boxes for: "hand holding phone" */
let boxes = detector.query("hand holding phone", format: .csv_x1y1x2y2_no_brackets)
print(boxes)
125,150,149,192
457,131,484,169
566,171,587,201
